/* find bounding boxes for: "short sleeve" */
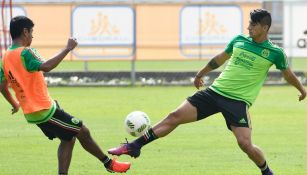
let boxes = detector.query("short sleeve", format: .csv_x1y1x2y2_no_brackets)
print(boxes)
274,49,289,70
0,61,5,83
21,48,44,72
224,35,239,54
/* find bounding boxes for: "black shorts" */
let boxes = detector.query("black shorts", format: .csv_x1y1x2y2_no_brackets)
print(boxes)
37,103,83,141
187,88,251,130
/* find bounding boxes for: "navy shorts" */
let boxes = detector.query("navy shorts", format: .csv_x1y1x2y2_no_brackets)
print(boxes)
187,88,251,130
37,102,83,141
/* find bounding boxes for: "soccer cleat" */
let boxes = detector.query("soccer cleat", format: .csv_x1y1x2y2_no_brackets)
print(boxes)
262,168,274,175
106,158,131,173
108,139,141,158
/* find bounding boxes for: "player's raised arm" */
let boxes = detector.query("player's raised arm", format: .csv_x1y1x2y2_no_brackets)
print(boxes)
194,51,231,89
39,37,78,72
281,67,306,101
0,80,20,114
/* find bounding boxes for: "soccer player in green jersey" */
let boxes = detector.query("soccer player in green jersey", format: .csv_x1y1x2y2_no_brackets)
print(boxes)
108,9,306,175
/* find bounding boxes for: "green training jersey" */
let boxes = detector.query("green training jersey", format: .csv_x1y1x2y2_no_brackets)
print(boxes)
0,44,56,124
209,35,288,106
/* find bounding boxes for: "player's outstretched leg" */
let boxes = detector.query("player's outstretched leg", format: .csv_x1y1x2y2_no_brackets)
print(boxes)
107,129,156,158
76,125,131,173
108,100,198,158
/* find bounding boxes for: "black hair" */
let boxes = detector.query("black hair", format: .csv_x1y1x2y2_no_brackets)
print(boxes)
250,9,271,30
9,16,34,40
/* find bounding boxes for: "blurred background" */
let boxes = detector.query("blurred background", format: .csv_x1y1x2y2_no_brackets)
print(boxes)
1,0,306,86
1,2,307,175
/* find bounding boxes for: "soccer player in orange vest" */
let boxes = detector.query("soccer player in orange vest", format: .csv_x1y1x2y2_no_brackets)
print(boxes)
0,16,130,175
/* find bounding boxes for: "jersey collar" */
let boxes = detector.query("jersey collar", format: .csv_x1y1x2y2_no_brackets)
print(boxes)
9,43,22,51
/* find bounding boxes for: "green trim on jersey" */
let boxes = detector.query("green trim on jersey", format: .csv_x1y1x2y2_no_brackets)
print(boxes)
21,47,43,72
211,35,288,106
8,44,20,51
25,101,57,124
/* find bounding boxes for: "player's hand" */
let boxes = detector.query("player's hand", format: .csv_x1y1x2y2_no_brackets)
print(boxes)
194,76,204,89
66,37,78,51
299,89,306,101
11,103,20,114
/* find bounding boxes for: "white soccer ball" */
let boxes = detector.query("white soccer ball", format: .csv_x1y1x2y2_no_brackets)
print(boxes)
124,111,151,137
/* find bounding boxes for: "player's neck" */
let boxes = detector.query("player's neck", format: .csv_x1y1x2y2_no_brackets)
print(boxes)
253,34,268,43
12,38,28,47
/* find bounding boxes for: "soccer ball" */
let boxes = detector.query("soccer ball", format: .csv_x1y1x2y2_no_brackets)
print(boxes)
124,111,151,137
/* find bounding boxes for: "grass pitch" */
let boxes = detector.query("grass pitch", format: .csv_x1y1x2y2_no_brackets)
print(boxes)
0,86,306,175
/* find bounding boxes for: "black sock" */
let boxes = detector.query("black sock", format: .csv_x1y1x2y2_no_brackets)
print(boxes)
134,128,158,147
59,173,67,175
259,161,270,173
101,156,112,169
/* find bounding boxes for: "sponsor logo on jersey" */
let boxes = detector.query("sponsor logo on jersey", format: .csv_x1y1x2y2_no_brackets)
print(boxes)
261,49,270,58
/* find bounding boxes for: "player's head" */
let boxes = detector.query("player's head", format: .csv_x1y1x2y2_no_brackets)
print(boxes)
248,9,271,38
10,16,34,46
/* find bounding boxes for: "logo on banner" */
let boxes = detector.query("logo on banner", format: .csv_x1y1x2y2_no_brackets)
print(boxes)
200,12,227,35
89,13,120,36
72,6,134,45
297,30,307,48
180,6,242,45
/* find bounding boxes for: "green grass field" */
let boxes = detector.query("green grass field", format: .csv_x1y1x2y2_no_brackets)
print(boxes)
54,58,307,72
0,86,307,175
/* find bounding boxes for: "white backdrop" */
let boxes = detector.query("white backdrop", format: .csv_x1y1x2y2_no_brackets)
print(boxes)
283,1,307,58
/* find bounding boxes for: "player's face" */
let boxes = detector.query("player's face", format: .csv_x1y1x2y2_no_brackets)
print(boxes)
24,28,33,46
247,21,266,39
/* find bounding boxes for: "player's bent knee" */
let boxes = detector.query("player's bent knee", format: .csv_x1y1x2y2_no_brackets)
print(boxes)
77,125,91,139
237,139,252,153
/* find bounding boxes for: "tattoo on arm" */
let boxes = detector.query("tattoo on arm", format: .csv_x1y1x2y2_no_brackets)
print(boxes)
208,59,220,69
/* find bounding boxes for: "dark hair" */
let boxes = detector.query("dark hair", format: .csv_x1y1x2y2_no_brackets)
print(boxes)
250,9,271,30
10,16,34,40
